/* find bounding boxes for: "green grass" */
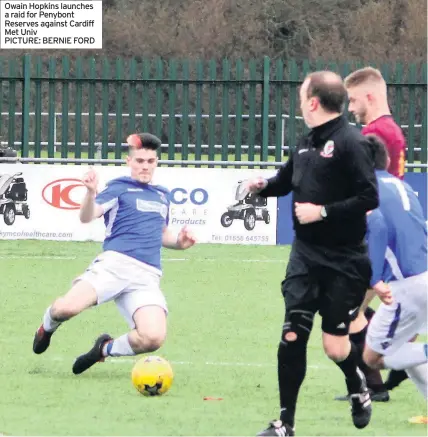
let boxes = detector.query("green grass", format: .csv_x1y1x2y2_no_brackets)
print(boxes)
0,241,426,436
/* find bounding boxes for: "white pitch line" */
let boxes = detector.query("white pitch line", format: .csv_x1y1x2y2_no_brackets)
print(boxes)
113,360,323,369
0,255,77,260
163,258,286,263
239,259,285,263
50,356,325,369
0,255,285,263
179,258,285,263
0,255,186,261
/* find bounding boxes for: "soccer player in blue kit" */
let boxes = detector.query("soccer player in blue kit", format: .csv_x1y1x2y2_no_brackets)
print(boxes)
362,135,427,399
32,133,196,375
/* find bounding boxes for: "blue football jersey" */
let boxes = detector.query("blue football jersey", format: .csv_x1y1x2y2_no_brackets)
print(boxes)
95,176,170,272
366,170,427,286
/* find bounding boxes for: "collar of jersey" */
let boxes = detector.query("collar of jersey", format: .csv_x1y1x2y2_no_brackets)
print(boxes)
368,114,393,126
309,115,346,145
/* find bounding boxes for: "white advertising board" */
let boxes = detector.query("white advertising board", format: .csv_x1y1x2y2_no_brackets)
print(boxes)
0,164,278,245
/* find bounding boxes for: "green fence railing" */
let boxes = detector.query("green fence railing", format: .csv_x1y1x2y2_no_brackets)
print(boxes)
0,55,426,170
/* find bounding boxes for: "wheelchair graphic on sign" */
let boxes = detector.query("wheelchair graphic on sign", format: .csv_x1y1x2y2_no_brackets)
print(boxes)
220,181,270,231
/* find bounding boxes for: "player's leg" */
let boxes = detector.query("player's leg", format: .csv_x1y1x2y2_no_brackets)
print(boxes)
364,337,428,400
258,294,316,437
72,267,168,375
105,304,167,357
364,273,428,400
364,272,428,371
364,310,427,371
385,368,409,390
365,340,427,370
320,273,371,429
33,280,98,354
406,363,427,399
384,334,417,392
385,333,422,391
367,306,410,393
406,338,428,425
33,252,127,355
257,247,316,437
71,304,167,375
335,289,389,402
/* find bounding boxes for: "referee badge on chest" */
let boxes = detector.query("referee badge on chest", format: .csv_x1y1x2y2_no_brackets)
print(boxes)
320,140,335,158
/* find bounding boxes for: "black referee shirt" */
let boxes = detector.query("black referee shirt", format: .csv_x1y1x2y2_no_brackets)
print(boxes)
260,115,379,248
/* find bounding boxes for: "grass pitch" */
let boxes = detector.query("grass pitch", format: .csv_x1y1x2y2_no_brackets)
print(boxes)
0,241,426,436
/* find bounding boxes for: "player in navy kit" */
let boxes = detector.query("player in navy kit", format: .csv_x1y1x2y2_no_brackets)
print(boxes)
363,136,427,399
32,133,196,375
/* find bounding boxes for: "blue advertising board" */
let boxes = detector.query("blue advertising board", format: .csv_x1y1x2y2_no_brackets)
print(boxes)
277,173,427,245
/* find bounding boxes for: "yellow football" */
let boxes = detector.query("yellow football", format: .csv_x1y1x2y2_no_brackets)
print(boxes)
131,355,174,396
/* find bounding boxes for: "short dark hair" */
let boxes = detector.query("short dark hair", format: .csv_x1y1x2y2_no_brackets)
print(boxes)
127,132,161,153
305,71,346,113
366,134,389,170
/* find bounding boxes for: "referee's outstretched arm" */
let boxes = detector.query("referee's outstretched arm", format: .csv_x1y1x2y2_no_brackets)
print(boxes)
259,154,294,198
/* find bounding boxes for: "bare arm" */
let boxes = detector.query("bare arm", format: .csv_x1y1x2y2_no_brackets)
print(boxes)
162,226,196,250
79,167,104,223
162,226,180,249
79,190,104,223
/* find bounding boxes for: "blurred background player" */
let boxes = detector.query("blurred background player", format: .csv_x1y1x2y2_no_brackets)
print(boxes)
32,133,196,375
345,66,406,180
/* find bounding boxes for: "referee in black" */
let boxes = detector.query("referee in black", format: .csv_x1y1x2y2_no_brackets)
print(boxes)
246,71,379,436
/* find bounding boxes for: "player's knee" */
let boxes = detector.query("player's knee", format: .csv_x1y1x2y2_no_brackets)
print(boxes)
322,327,352,361
50,298,78,321
323,340,348,362
145,333,164,352
362,347,382,369
134,331,165,354
362,351,374,367
51,282,97,320
281,310,314,347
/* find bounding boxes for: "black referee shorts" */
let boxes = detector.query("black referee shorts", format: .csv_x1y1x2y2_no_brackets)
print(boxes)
281,239,372,336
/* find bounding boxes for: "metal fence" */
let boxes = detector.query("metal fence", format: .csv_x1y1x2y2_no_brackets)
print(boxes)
0,55,426,169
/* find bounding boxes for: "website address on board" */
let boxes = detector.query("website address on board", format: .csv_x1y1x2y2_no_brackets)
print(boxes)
0,229,73,239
